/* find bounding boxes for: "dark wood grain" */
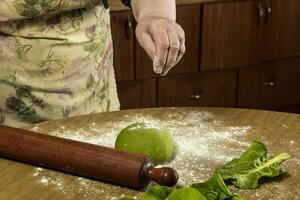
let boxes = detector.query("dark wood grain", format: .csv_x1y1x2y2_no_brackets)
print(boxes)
238,57,300,109
260,0,300,61
173,5,201,74
117,79,156,109
295,0,300,56
110,11,135,82
135,5,201,79
201,1,260,70
0,125,151,189
277,105,300,114
158,70,237,107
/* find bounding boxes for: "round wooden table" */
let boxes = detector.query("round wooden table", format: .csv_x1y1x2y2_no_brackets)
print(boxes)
0,108,299,200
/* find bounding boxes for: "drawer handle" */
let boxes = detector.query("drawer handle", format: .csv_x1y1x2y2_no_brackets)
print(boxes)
263,81,276,87
188,94,203,99
125,15,133,39
264,0,272,23
257,2,266,26
127,15,133,28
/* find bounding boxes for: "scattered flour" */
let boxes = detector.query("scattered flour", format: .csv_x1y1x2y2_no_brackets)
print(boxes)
30,111,253,199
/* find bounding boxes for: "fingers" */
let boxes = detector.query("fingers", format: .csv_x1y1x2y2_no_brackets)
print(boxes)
152,29,169,74
141,32,156,60
162,29,180,75
174,25,186,65
135,24,156,60
154,23,186,76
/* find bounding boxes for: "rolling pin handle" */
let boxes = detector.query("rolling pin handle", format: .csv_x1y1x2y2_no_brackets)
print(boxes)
144,166,178,187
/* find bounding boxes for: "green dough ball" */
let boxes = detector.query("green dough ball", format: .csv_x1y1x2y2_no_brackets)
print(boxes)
115,122,175,164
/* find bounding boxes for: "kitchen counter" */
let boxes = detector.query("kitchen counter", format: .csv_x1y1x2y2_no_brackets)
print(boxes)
0,108,299,199
110,0,255,11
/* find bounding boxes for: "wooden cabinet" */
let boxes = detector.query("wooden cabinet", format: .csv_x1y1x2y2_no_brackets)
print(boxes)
260,0,300,61
110,11,135,82
117,79,156,109
135,5,201,79
158,70,237,107
110,2,300,113
201,0,300,70
238,58,300,110
201,1,260,70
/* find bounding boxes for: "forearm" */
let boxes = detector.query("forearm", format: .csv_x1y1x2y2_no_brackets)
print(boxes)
132,0,176,22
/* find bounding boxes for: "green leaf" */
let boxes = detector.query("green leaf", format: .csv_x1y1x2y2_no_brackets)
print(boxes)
143,186,174,200
232,195,245,200
119,141,291,200
166,187,207,200
219,141,292,189
191,172,232,200
191,172,244,200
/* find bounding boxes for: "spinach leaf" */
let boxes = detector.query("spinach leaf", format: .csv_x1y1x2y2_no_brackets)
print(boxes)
218,141,292,189
166,187,207,200
143,186,174,200
231,196,245,200
120,141,291,200
191,172,232,200
191,172,244,200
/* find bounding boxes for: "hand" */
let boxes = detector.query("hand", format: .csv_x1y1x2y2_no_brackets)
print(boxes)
135,16,186,76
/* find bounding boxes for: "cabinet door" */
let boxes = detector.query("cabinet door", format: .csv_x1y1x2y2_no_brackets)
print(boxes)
135,5,201,79
110,11,135,82
260,0,300,61
117,79,156,109
158,70,237,107
201,1,260,70
238,58,300,110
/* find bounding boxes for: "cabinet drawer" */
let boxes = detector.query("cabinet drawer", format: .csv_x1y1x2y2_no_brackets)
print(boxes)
135,5,201,79
158,70,237,107
117,79,156,109
238,58,300,109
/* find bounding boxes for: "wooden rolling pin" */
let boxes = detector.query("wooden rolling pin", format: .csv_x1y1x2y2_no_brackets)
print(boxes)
0,125,178,189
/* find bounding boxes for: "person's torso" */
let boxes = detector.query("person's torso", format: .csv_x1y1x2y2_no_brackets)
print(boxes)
0,3,120,127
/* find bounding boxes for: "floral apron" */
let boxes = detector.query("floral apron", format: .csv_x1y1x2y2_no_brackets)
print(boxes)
0,0,120,127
